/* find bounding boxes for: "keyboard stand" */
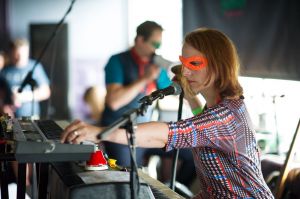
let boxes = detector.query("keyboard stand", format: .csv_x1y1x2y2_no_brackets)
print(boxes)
0,152,15,199
0,161,9,199
17,163,26,199
38,163,49,199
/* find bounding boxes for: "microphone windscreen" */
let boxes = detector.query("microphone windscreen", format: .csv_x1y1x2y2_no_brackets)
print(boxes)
171,65,181,75
153,55,173,69
171,82,182,95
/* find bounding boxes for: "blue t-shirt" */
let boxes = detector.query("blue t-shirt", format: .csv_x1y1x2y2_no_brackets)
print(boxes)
0,59,50,117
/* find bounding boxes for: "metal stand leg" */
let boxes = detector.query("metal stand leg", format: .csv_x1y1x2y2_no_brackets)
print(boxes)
1,161,9,199
17,163,26,199
38,163,49,199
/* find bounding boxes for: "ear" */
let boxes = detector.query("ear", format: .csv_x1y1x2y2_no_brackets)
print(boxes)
136,35,145,45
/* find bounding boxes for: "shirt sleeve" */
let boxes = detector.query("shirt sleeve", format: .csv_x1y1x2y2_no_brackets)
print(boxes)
32,63,50,86
105,55,124,85
156,67,171,89
165,105,238,153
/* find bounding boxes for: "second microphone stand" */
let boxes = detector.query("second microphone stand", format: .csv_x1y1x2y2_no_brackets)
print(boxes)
16,76,39,199
170,91,184,190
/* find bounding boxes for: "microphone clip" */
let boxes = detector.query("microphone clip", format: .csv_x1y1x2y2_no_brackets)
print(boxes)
18,71,38,93
139,90,165,106
138,82,182,105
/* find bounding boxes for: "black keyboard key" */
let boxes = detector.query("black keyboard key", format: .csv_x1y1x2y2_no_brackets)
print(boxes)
36,120,63,140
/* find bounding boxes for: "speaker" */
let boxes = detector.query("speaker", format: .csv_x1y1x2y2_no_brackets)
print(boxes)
48,165,155,199
30,23,70,120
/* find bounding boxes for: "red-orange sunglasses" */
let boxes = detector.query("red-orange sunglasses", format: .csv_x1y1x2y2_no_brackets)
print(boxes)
179,55,208,71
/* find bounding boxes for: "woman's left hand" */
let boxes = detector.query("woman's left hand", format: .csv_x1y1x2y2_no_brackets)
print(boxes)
60,119,102,144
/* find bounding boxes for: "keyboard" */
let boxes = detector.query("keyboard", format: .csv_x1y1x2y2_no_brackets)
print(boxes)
0,116,94,163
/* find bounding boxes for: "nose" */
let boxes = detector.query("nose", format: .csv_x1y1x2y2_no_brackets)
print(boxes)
182,66,192,77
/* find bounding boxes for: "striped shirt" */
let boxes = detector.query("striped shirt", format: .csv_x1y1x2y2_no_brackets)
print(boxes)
166,98,274,199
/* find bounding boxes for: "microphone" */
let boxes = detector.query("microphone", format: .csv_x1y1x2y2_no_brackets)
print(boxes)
18,71,37,92
153,54,173,69
171,64,181,75
139,82,182,104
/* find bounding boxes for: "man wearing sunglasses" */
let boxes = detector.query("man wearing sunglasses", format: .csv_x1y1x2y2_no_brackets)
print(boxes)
101,21,171,167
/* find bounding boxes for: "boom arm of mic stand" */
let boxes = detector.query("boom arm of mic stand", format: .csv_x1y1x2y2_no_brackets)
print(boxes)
97,100,150,139
18,71,37,93
97,109,137,140
18,0,76,94
138,92,165,106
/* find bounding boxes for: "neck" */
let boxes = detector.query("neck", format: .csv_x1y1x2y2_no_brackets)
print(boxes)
133,46,151,62
201,88,220,108
14,59,29,67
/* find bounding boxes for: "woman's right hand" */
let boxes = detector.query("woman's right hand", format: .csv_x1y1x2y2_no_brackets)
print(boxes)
172,67,203,110
60,119,102,144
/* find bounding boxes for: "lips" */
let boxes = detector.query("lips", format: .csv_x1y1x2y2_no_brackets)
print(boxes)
188,80,196,84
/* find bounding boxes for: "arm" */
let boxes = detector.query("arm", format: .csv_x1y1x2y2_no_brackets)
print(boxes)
60,120,169,148
21,62,51,102
171,67,203,114
105,78,148,110
107,122,169,148
36,85,51,101
106,64,160,110
14,84,50,104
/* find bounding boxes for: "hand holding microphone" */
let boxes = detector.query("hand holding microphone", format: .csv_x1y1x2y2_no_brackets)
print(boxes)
143,64,160,83
170,64,198,101
143,54,171,83
138,63,196,105
139,64,184,105
170,64,182,82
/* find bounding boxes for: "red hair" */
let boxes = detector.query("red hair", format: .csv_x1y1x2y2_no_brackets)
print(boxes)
182,28,243,99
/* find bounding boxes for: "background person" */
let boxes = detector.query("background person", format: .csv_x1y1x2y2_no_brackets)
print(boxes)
83,86,106,124
0,51,7,71
0,38,50,118
0,51,14,116
100,21,171,167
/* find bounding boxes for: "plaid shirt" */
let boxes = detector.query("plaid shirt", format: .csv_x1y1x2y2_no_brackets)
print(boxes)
166,98,274,199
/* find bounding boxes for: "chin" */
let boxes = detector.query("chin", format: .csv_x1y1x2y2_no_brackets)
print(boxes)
189,87,198,96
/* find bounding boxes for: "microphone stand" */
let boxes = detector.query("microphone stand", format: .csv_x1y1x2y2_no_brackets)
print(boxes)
13,77,38,199
15,75,38,199
30,80,38,199
272,94,285,154
15,1,76,199
170,91,184,190
98,102,149,199
18,0,76,94
98,89,179,198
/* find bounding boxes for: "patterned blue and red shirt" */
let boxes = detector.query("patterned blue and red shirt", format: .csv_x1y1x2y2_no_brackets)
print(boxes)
166,98,274,199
